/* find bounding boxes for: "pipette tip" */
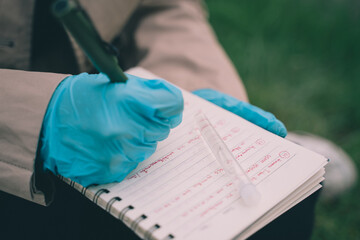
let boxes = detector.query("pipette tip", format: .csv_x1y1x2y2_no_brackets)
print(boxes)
240,184,261,206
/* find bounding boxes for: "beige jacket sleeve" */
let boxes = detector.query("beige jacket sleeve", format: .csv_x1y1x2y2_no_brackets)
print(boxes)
0,69,66,205
119,0,248,102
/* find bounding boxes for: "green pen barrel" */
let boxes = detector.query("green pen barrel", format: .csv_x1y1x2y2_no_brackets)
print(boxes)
52,0,127,83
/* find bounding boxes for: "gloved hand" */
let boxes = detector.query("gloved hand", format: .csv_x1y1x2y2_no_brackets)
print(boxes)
40,73,183,187
192,89,287,137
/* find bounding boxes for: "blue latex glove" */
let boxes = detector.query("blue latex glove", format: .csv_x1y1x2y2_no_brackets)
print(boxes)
192,89,287,137
40,73,183,186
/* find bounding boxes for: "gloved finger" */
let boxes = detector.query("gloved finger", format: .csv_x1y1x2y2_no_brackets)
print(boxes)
165,112,183,128
234,102,287,137
119,135,158,163
138,118,171,143
192,88,225,106
193,88,287,137
117,106,172,143
123,74,184,128
87,128,158,164
266,118,287,138
66,152,140,186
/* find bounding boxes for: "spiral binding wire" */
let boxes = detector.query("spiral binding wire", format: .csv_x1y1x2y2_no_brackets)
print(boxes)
62,178,172,239
80,185,88,195
131,214,147,232
105,196,122,212
118,205,134,221
92,188,109,204
164,234,175,240
144,224,161,240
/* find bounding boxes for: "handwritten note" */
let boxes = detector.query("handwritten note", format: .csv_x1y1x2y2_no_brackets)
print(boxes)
82,68,327,240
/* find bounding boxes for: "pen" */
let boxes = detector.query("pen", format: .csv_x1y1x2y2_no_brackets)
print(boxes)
196,112,261,206
52,0,128,83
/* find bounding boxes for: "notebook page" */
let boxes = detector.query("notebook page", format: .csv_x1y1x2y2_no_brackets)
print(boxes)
84,68,327,239
238,169,325,239
152,93,326,240
86,93,326,239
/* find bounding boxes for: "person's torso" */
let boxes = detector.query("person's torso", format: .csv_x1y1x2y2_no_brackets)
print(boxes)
0,0,140,72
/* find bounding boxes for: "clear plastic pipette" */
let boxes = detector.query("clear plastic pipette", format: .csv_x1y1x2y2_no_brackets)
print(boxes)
196,112,261,206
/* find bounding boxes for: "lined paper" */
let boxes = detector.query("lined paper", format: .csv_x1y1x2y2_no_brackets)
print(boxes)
81,68,328,240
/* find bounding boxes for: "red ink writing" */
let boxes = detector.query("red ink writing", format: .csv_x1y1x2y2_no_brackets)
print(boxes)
279,151,290,159
140,151,175,174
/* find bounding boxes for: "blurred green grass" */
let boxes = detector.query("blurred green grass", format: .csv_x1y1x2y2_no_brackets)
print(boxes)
205,0,360,239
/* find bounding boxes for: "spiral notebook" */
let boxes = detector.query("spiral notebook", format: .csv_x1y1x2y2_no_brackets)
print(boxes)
60,68,328,240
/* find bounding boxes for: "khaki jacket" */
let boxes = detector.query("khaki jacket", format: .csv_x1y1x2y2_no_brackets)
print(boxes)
0,0,247,205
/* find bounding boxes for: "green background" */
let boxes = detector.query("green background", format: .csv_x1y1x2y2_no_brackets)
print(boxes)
206,0,360,239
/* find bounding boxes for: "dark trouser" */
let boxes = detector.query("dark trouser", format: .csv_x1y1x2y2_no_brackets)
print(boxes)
0,176,320,240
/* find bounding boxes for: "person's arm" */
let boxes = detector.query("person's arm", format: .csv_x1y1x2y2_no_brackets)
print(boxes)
116,0,248,102
0,68,183,206
114,0,286,137
0,69,67,205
